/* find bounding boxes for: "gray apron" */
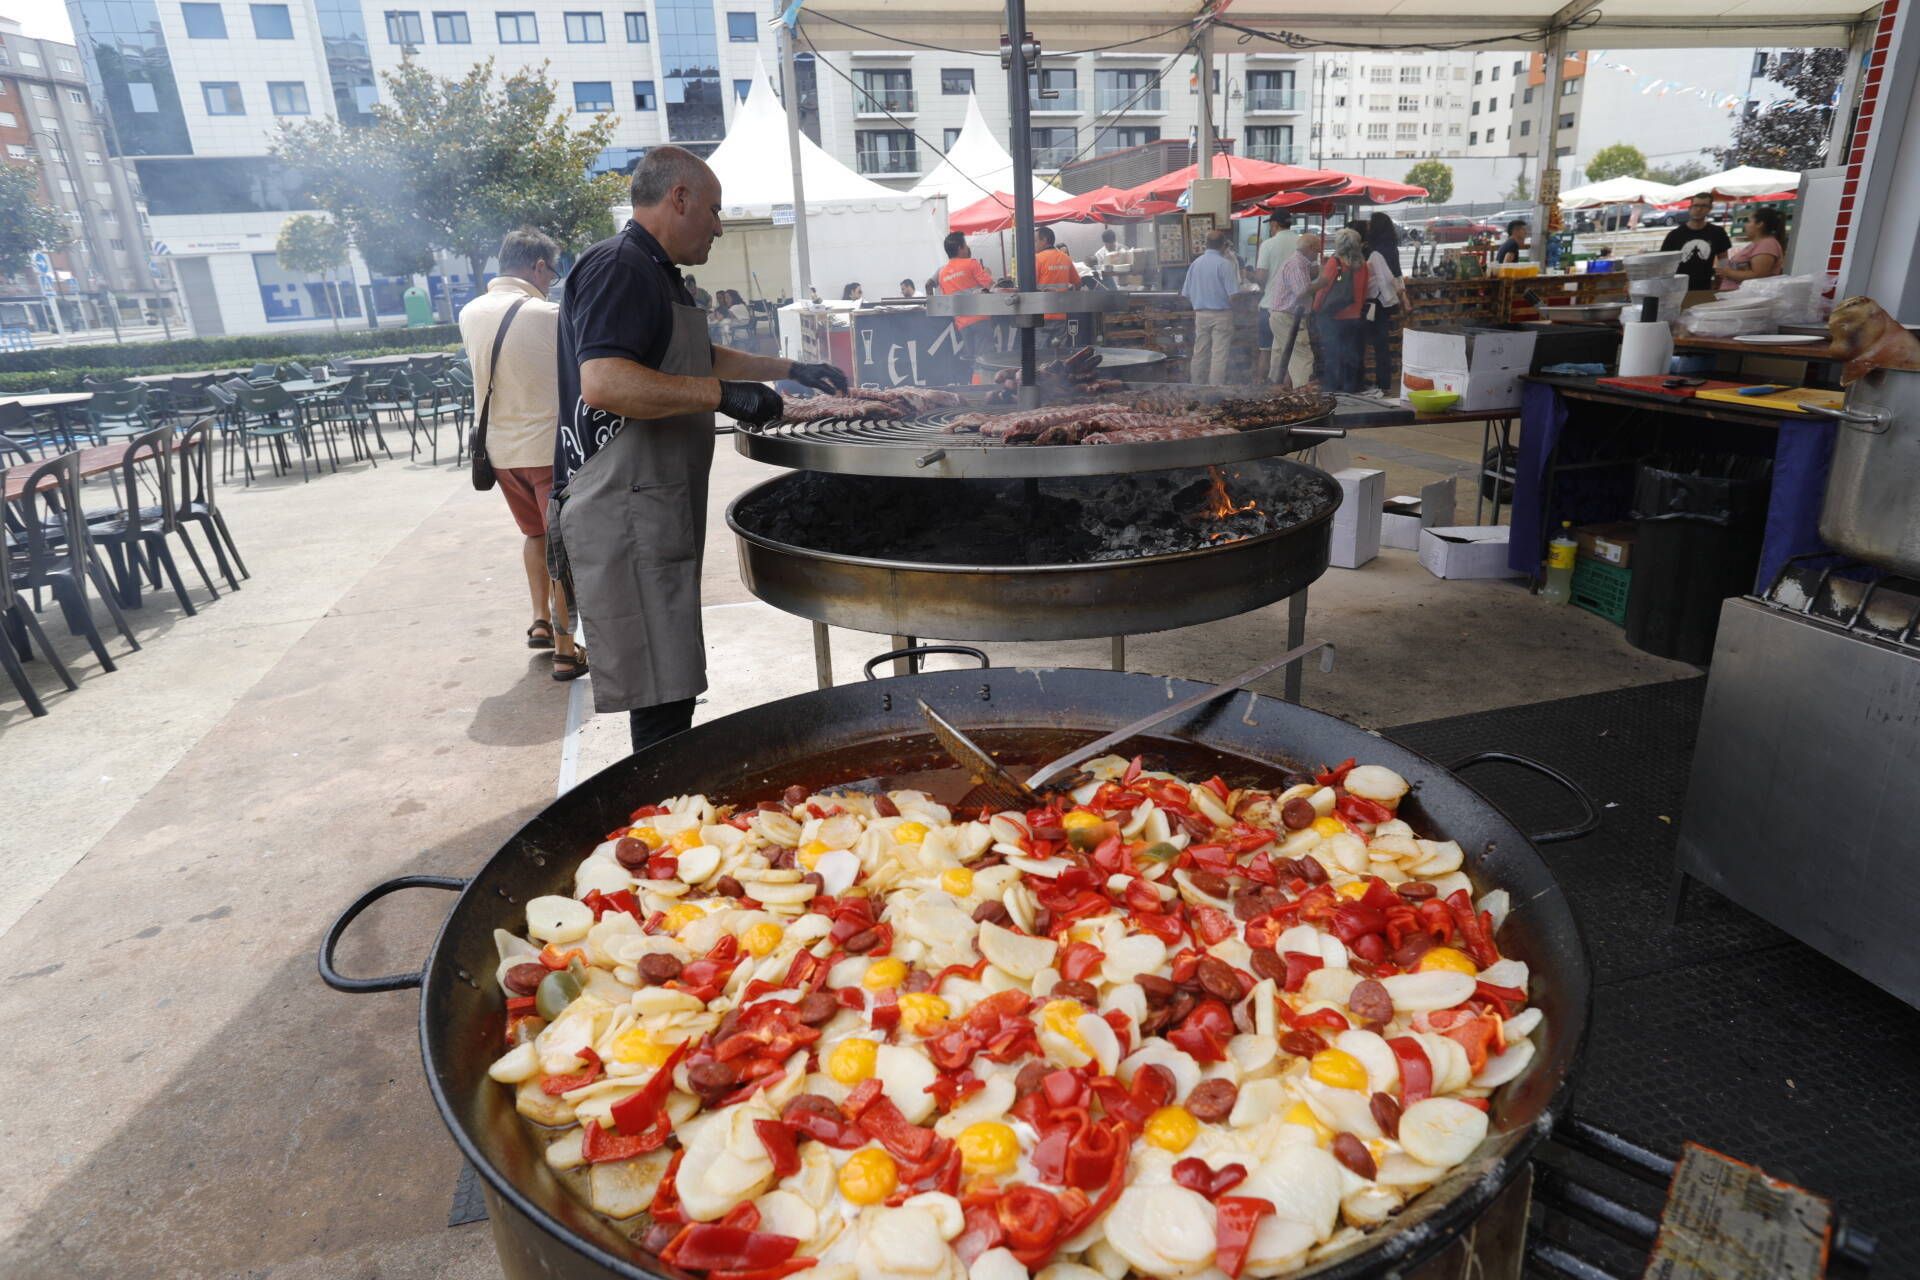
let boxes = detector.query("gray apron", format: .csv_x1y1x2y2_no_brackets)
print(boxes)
555,302,715,713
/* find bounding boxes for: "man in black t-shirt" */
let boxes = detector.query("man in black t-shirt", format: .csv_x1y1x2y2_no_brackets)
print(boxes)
1494,220,1529,264
1660,194,1732,293
552,146,846,754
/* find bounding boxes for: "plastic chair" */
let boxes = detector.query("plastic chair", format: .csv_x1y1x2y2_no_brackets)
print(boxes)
331,373,394,465
12,450,141,670
88,424,216,614
401,367,467,465
0,493,76,716
168,418,248,589
226,379,314,485
84,388,152,443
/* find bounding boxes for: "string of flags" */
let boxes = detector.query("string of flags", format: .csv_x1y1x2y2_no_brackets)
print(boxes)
1586,50,1838,114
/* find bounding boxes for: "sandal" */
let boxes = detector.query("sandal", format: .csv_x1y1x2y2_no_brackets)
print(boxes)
527,619,555,650
552,648,589,682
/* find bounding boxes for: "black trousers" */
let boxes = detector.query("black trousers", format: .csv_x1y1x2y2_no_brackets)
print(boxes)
629,696,697,756
1365,304,1400,394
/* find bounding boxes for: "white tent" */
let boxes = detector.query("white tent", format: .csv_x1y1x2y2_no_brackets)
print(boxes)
910,95,1071,205
1668,165,1802,199
1556,176,1681,209
707,56,919,214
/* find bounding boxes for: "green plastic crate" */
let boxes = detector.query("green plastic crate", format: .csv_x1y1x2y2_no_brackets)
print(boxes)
1571,557,1631,626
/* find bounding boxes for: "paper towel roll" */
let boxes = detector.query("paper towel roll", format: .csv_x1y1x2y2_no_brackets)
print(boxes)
1618,320,1675,378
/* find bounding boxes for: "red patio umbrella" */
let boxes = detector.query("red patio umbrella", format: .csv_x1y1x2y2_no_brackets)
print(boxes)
948,191,1085,235
1124,155,1349,204
1237,175,1429,218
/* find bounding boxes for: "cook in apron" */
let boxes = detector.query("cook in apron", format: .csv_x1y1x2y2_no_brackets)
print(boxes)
553,301,715,714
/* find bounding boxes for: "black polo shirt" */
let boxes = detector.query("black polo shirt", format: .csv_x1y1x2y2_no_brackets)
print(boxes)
554,219,694,482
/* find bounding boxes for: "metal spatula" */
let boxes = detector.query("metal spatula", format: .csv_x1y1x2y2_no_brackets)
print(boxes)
918,639,1336,813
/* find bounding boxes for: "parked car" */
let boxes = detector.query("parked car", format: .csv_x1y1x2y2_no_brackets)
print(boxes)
1640,209,1688,227
1427,216,1500,243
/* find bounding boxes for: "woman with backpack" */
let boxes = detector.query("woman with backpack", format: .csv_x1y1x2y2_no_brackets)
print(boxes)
1312,227,1371,392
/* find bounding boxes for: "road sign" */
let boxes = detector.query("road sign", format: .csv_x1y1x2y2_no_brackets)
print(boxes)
31,250,52,274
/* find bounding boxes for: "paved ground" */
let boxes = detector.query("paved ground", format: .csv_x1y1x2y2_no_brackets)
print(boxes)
0,419,1695,1278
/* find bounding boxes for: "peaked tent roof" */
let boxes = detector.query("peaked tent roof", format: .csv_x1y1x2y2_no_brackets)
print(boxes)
1556,176,1681,208
706,55,921,213
910,94,1071,204
1126,155,1350,204
1667,165,1802,199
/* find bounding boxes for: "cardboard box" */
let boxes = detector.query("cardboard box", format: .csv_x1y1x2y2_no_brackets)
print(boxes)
1418,525,1523,579
1330,468,1384,569
1574,522,1636,569
1380,476,1458,551
1401,327,1540,413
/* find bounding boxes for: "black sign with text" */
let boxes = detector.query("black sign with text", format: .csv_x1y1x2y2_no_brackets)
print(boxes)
851,310,1092,387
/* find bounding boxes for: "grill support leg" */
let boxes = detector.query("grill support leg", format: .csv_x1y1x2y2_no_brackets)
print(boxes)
812,621,833,690
891,635,917,678
1111,636,1126,671
1284,589,1308,703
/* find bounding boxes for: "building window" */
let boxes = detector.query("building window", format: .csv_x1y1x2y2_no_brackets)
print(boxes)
1471,100,1480,115
1095,67,1162,112
253,250,364,322
1399,66,1421,83
181,3,228,38
1332,95,1346,108
1752,51,1770,76
1093,125,1158,154
433,11,469,41
564,12,605,42
60,56,78,71
31,83,50,99
1030,125,1076,167
1469,130,1477,146
726,11,756,41
1518,118,1530,136
251,3,293,36
269,80,309,113
1523,86,1533,104
68,88,86,105
941,68,972,95
1562,78,1580,95
1396,122,1417,139
0,111,14,127
110,237,127,249
1397,95,1418,111
386,9,423,42
856,68,913,114
128,83,160,113
1490,65,1500,81
84,150,103,164
497,12,538,42
574,80,613,111
855,127,918,175
942,127,961,149
1513,59,1523,74
1559,112,1575,129
18,49,40,67
202,81,245,114
632,80,655,109
733,78,750,101
624,11,647,40
1244,124,1292,162
1473,69,1482,84
5,144,24,158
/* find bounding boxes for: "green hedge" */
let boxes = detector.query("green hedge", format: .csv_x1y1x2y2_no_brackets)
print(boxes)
0,324,463,377
0,339,462,394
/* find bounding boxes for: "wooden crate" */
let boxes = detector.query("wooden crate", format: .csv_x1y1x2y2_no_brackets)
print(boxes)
1502,273,1628,323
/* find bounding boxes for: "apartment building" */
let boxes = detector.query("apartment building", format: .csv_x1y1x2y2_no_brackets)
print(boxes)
1306,52,1476,164
0,16,163,334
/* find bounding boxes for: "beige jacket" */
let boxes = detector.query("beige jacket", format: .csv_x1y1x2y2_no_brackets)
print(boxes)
458,275,560,469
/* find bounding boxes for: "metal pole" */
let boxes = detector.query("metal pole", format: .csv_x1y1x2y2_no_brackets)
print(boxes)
1196,22,1216,180
1532,36,1567,266
779,26,814,305
1005,0,1039,405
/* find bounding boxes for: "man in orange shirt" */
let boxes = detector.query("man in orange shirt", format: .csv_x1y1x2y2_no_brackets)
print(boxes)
1033,226,1080,347
937,230,996,362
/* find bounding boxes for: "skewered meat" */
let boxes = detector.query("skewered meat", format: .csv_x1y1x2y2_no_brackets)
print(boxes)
846,386,963,413
780,395,897,422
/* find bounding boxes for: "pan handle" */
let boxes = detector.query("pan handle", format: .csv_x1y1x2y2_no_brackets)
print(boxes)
862,645,990,681
1448,751,1600,845
318,875,467,994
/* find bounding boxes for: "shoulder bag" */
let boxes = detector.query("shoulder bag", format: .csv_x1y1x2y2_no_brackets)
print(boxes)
470,295,529,492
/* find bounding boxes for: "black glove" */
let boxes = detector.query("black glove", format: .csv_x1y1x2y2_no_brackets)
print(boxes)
717,380,784,426
788,361,849,396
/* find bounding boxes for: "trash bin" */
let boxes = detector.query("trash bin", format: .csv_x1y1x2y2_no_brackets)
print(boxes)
1624,457,1772,664
402,285,432,328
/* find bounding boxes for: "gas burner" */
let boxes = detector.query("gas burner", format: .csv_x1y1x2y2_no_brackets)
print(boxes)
1762,554,1920,652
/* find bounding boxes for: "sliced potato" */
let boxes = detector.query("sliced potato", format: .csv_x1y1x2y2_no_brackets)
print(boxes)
1397,1096,1489,1169
977,921,1058,981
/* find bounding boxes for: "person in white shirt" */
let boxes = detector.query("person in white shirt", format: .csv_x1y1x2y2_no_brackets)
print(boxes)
458,227,582,679
1360,213,1412,399
1251,213,1300,381
1093,229,1129,277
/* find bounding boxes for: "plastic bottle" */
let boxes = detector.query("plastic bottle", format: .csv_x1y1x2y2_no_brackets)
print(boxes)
1542,522,1577,604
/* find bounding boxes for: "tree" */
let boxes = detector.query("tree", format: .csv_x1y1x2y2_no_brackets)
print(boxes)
277,214,351,332
0,163,69,281
275,57,624,290
1716,49,1845,171
1507,171,1531,202
1404,160,1454,206
1647,159,1711,186
1585,143,1648,182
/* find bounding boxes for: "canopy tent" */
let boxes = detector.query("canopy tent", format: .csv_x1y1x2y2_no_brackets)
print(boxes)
1667,165,1802,199
1125,155,1349,205
1555,176,1682,209
950,185,1158,233
911,95,1071,205
706,55,921,214
1655,189,1798,210
1238,175,1430,217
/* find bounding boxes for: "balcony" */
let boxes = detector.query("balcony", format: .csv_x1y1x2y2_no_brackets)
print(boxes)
1096,88,1163,113
854,88,917,116
1032,89,1081,113
856,148,921,176
1244,89,1303,113
1245,144,1305,165
1030,144,1078,169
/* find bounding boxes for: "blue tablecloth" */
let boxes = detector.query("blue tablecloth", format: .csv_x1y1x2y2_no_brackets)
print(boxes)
1509,380,1836,591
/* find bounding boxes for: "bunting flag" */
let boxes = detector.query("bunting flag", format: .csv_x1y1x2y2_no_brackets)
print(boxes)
1598,57,1828,115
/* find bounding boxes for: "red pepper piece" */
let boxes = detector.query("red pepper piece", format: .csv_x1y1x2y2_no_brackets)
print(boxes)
1192,905,1235,946
1172,1157,1249,1197
1281,950,1324,993
505,995,537,1014
1128,909,1186,946
1213,1196,1276,1278
1350,932,1388,965
1061,1117,1123,1191
609,1041,689,1135
1204,775,1231,801
856,1095,936,1163
952,1203,1006,1267
541,1046,606,1096
581,1116,670,1163
999,1184,1065,1262
1314,757,1357,786
1170,949,1201,985
1165,997,1235,1063
1337,793,1394,826
869,989,901,1033
753,1119,801,1178
1059,941,1105,983
1445,890,1501,967
1122,755,1143,786
1474,981,1527,1018
660,1223,801,1272
1439,1010,1503,1075
1295,1007,1351,1033
648,1148,687,1224
1123,878,1164,914
1387,1035,1433,1104
783,1102,864,1149
931,959,990,992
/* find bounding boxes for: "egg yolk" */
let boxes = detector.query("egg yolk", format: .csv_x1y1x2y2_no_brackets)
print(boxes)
862,958,909,991
668,829,703,853
956,1122,1020,1175
1060,811,1104,833
612,1029,676,1066
893,822,929,845
799,840,830,869
1310,1048,1368,1091
1336,881,1372,901
630,826,664,849
1040,999,1092,1056
1418,946,1478,975
1311,816,1347,838
838,1148,899,1205
827,1038,878,1085
663,903,706,933
1282,1102,1335,1146
896,993,951,1035
941,867,974,897
1143,1106,1200,1152
741,922,784,957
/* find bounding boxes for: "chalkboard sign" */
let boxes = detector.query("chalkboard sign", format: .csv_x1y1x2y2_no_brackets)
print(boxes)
851,310,972,387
